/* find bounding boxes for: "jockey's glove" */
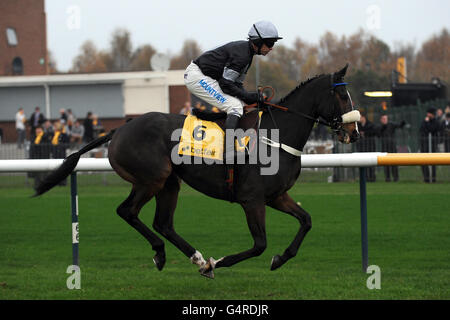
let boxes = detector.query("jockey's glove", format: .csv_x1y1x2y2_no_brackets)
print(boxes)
243,91,266,106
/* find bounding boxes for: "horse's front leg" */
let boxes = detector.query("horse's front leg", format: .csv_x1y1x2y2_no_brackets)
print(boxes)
202,201,267,278
267,192,312,270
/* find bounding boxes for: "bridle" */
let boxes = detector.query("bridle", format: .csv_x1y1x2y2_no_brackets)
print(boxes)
244,73,360,156
326,73,357,135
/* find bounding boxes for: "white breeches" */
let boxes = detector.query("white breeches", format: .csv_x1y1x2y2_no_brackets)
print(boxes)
184,62,244,117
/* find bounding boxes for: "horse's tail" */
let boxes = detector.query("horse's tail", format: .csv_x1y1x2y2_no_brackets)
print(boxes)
33,129,116,197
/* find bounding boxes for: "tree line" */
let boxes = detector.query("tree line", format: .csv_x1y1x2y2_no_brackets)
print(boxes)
50,27,449,108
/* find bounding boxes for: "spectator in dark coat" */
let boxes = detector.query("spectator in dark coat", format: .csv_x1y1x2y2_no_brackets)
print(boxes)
43,120,54,136
377,114,406,182
357,113,378,182
420,108,442,183
443,113,450,153
29,106,46,139
59,108,68,124
83,112,94,143
51,121,70,159
51,121,70,186
30,127,51,159
92,114,104,140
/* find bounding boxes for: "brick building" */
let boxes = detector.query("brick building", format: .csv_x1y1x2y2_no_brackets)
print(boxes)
0,0,48,76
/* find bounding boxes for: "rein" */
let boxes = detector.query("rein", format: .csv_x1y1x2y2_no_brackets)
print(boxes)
243,80,359,157
246,84,348,131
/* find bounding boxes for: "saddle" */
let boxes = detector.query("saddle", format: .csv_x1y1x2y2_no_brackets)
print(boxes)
191,107,261,132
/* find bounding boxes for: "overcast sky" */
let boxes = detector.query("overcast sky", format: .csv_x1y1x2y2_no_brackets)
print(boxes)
46,0,450,72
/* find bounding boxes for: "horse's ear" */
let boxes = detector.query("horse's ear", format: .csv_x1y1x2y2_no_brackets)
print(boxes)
336,63,349,78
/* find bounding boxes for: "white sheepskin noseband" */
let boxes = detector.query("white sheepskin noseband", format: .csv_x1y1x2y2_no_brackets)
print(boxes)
341,110,361,123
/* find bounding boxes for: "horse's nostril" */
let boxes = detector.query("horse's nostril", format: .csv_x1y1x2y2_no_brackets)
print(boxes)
349,130,360,142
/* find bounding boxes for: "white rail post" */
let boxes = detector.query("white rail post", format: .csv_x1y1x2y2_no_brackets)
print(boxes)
70,172,79,267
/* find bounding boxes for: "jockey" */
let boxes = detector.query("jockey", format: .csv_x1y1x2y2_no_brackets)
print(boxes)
184,20,282,164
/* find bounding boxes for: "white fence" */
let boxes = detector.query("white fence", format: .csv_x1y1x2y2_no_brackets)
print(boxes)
1,152,450,173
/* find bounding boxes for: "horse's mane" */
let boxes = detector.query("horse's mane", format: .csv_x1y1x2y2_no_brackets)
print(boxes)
279,74,325,104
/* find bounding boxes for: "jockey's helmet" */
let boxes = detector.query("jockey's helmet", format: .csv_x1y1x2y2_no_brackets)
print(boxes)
248,20,282,49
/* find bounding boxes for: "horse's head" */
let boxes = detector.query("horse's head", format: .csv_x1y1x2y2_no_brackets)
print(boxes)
317,64,360,144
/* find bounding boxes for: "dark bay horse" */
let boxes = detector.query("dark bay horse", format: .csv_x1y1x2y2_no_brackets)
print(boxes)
35,65,359,278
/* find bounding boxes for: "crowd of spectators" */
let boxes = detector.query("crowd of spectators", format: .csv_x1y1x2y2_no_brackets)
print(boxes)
15,107,105,150
356,104,450,183
13,107,105,190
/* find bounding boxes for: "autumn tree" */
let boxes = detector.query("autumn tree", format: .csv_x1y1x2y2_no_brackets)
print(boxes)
317,31,342,72
68,26,449,103
47,50,58,74
244,58,296,100
360,36,392,74
169,39,202,70
390,42,416,82
71,40,107,73
316,30,369,74
108,28,133,72
413,28,450,84
266,43,301,82
130,44,157,71
347,69,391,109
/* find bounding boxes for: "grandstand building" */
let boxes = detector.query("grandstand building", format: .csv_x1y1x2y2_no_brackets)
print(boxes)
0,71,190,142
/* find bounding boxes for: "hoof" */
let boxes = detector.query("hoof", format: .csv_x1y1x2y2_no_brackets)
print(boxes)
153,252,166,271
270,254,285,271
199,257,216,279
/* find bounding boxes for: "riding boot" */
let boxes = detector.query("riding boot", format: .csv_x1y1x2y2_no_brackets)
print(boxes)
224,114,240,164
224,114,240,199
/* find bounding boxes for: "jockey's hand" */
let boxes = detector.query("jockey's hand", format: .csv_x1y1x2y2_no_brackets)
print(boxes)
244,91,266,106
244,92,261,105
257,91,266,107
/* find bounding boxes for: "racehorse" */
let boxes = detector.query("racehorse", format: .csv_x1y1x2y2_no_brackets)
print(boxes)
35,64,359,279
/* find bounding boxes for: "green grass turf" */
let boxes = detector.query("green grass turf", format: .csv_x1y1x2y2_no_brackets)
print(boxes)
0,181,449,300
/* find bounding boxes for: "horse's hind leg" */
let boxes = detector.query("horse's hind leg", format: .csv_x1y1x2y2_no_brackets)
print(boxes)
152,174,200,269
117,185,166,271
267,192,312,270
